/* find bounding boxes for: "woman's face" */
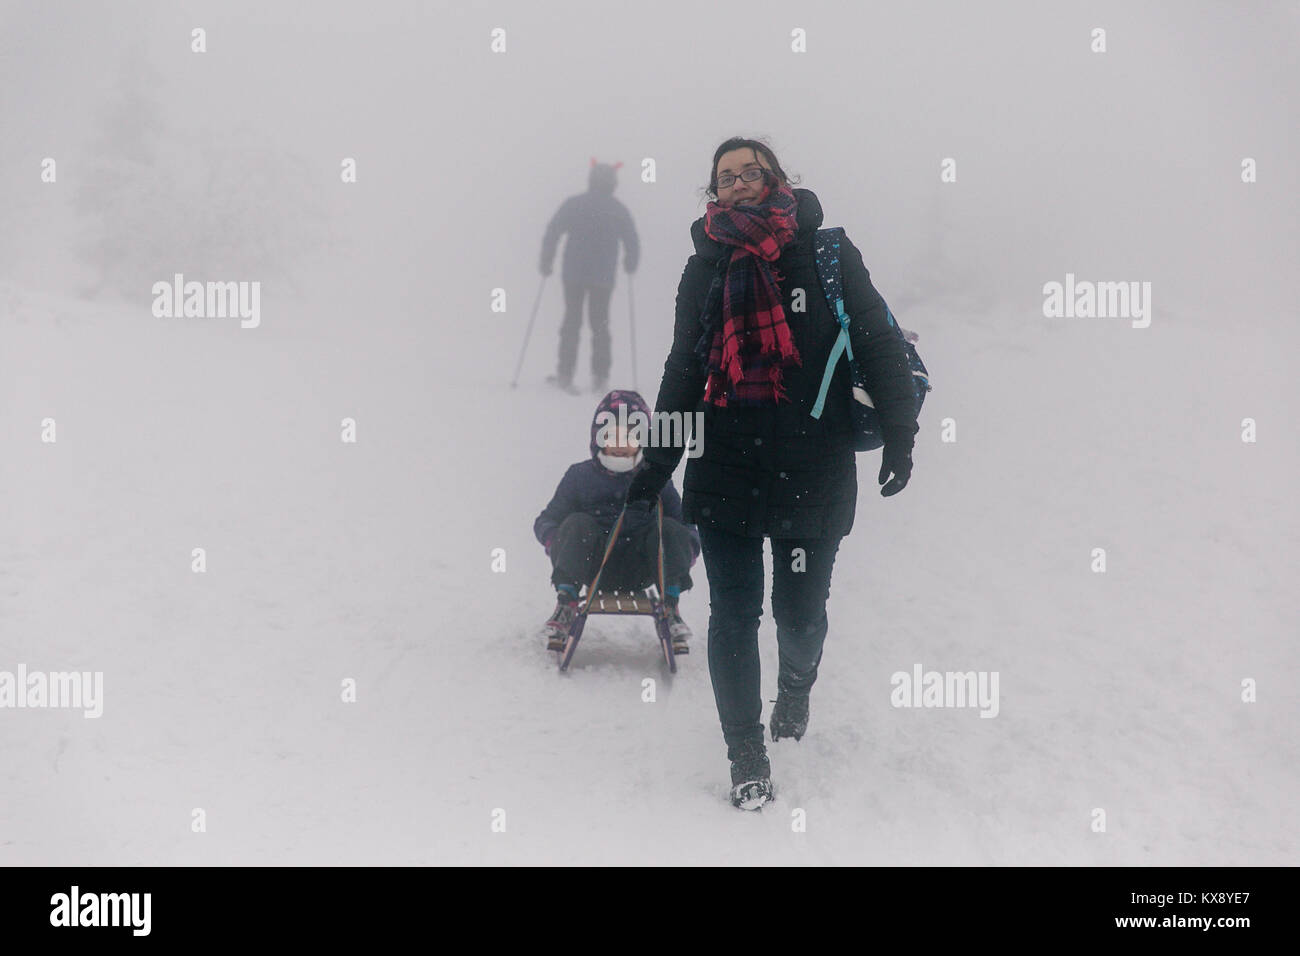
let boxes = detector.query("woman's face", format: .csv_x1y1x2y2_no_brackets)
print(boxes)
715,147,775,207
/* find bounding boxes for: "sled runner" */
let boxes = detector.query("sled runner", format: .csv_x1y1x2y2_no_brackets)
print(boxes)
556,496,681,674
556,584,679,674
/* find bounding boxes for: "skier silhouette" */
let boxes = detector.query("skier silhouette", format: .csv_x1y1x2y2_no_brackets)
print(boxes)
540,159,640,394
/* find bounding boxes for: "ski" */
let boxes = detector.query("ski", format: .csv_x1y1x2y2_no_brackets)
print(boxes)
544,374,583,396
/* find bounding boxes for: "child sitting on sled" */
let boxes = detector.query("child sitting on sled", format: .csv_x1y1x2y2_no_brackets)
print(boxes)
534,389,700,651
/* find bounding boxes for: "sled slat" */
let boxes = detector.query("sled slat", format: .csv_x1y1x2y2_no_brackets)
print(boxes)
584,589,657,615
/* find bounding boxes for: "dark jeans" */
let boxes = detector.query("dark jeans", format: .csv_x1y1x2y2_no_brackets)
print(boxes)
697,524,842,756
557,282,614,384
549,511,694,595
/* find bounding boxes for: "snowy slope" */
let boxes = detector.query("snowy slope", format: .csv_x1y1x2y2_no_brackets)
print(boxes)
2,279,1295,865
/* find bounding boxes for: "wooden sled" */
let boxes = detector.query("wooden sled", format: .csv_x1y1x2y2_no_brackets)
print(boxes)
556,498,680,674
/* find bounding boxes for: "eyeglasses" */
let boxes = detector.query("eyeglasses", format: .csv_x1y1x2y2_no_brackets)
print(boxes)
716,167,767,190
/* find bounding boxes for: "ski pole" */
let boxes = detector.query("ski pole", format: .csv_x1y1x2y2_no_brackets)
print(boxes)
627,274,638,393
509,275,549,389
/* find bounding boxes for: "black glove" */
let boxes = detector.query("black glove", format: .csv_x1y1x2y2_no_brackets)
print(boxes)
540,260,552,277
878,425,915,497
626,460,673,508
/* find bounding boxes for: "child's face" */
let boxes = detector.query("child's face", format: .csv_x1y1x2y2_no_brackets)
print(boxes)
604,425,640,457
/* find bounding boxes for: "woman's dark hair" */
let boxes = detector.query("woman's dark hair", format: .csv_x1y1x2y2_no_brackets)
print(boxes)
703,136,801,202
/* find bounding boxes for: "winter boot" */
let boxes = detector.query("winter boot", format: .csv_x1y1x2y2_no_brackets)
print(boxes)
769,689,810,742
728,738,774,810
543,593,580,650
663,600,691,654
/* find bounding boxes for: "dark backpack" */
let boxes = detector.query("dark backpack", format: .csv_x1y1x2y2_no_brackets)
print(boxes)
808,227,931,451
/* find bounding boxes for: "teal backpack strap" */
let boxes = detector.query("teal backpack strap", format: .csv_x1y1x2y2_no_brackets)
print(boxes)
810,228,853,419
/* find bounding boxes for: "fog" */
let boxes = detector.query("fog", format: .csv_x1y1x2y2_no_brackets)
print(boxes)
2,0,1296,866
6,0,1296,342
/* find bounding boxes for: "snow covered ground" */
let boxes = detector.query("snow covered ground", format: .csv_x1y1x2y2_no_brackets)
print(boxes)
2,0,1296,867
2,276,1295,866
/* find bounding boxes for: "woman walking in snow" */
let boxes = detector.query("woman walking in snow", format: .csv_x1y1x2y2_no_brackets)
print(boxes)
626,138,919,809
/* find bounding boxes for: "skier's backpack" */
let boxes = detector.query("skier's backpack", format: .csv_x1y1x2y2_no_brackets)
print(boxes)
808,227,931,452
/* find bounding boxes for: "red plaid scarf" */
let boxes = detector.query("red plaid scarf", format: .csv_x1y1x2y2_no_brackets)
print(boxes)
700,178,802,406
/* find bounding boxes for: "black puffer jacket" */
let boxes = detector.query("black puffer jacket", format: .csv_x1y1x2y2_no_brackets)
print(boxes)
642,188,918,539
539,163,640,289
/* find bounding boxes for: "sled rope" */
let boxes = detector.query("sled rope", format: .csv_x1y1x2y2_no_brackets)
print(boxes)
582,494,665,608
